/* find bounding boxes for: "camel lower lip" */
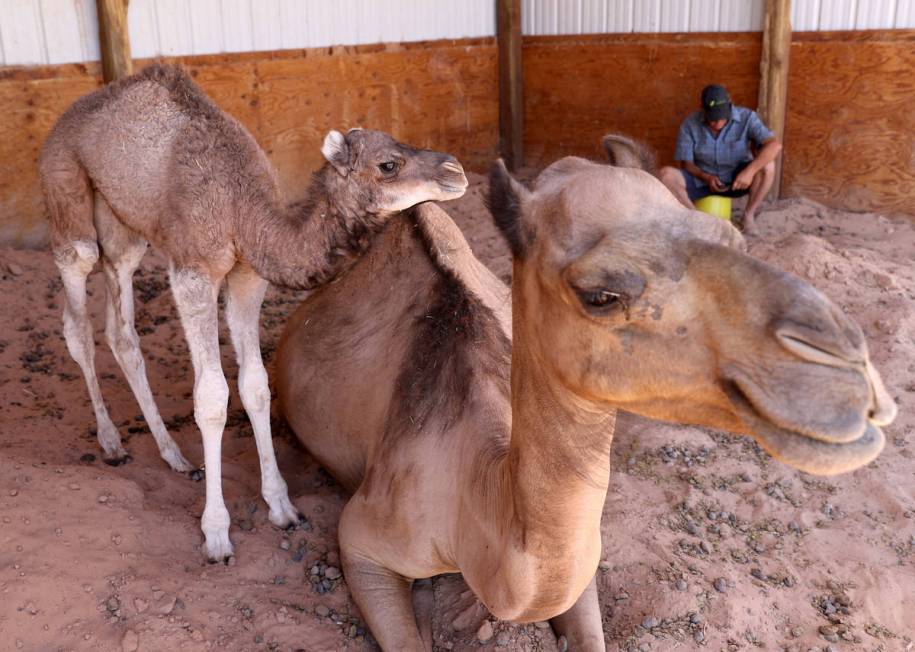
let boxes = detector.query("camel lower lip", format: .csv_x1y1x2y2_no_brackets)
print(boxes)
724,383,885,475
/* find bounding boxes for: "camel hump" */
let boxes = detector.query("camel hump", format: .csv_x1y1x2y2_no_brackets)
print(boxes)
410,202,511,338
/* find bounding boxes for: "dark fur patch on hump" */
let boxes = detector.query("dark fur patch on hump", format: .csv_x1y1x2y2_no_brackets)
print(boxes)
385,219,510,438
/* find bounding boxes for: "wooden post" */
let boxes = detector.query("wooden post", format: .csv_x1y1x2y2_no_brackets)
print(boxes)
497,0,523,170
97,0,132,83
758,0,791,198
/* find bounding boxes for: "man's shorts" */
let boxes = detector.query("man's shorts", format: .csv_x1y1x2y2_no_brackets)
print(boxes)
680,161,752,202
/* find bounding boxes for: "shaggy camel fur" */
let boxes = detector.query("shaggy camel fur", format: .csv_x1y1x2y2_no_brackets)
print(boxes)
39,64,467,562
275,137,896,649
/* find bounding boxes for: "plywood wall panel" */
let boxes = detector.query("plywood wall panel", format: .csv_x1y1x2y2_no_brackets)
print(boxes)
0,65,103,245
781,32,915,216
522,33,762,167
0,40,498,245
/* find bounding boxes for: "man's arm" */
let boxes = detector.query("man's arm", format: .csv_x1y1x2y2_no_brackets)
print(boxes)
732,137,782,190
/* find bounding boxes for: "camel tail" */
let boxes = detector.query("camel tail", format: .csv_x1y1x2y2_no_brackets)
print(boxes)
39,129,99,259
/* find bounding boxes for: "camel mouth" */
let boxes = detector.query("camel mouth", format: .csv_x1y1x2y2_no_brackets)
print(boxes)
723,381,885,475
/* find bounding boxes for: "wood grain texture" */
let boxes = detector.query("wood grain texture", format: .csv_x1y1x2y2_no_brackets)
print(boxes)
0,66,102,246
782,31,915,217
97,0,133,82
758,0,792,197
498,0,524,170
0,40,498,246
522,33,763,167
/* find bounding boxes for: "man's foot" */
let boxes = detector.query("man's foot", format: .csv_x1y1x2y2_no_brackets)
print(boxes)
742,211,757,235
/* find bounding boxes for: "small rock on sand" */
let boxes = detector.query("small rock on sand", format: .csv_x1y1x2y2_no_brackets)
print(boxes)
315,604,330,617
714,577,728,593
476,620,493,642
121,630,139,652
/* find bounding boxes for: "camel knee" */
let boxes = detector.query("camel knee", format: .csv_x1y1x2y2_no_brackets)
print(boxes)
194,372,229,430
238,363,270,414
105,319,142,368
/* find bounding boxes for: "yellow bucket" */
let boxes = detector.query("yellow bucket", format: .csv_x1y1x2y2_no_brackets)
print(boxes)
694,195,732,221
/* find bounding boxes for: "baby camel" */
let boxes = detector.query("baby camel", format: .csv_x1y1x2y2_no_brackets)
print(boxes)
39,64,467,562
275,136,896,649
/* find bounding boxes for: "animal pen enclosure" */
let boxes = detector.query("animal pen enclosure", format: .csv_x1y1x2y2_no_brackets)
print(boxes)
0,1,913,651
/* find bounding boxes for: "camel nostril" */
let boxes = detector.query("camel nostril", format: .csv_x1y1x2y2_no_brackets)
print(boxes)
441,161,465,176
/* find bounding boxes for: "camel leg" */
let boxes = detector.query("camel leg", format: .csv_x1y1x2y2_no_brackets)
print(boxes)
339,505,428,651
412,578,435,650
55,239,130,464
549,575,605,652
169,265,233,562
96,198,195,474
224,264,302,528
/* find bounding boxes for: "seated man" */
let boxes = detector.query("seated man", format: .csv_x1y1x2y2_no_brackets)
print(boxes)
658,84,782,233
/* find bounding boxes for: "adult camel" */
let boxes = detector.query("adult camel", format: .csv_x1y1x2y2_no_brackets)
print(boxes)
275,138,896,649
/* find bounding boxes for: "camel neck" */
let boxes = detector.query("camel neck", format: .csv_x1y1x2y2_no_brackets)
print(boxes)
507,326,616,547
469,273,616,621
238,167,387,290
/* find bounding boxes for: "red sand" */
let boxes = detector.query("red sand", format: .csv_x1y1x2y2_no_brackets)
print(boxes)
1,177,913,651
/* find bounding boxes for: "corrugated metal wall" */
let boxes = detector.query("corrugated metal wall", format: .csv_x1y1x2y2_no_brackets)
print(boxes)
522,0,915,34
2,0,914,66
0,0,495,65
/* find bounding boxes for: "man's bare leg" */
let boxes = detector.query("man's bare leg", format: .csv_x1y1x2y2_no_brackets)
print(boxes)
742,160,776,234
658,166,696,210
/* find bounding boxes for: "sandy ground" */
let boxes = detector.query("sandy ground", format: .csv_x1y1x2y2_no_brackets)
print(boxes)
1,174,913,652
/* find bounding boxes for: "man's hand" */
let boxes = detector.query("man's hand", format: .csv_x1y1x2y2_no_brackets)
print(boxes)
707,175,728,193
731,167,756,191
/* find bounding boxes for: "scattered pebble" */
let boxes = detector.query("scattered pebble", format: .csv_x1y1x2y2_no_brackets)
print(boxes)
675,579,688,591
7,262,23,276
8,489,18,497
642,616,660,629
279,539,291,551
315,604,330,617
324,566,341,580
134,598,149,613
819,625,839,643
476,620,493,642
68,483,80,490
714,577,728,593
121,629,139,652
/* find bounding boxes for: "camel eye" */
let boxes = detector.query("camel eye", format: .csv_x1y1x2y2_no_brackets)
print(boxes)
584,290,620,307
379,161,397,173
575,288,627,315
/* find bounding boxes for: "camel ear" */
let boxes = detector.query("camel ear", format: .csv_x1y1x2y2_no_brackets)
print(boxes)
602,133,657,174
321,130,350,176
487,159,533,258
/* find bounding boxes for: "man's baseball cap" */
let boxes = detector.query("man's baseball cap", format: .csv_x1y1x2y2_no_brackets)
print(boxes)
701,84,732,121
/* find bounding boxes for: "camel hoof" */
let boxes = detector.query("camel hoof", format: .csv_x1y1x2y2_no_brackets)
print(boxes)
103,454,133,467
188,468,205,482
206,554,236,567
284,513,307,532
